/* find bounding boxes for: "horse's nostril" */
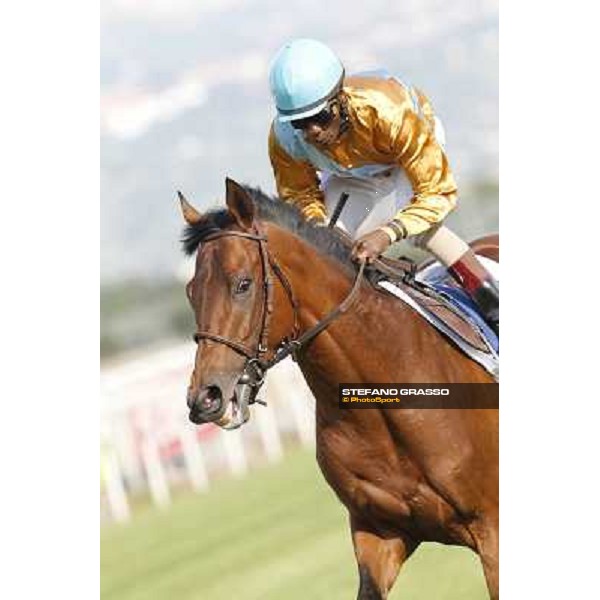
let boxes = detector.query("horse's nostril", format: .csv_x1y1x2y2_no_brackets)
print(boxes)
200,385,223,412
188,385,223,414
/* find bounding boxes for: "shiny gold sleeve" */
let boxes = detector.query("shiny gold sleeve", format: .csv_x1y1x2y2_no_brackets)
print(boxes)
374,101,458,237
268,124,327,223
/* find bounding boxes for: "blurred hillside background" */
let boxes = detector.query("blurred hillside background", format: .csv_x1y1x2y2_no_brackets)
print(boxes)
101,0,498,360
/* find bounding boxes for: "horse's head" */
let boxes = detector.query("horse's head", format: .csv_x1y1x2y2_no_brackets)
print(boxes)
180,178,274,430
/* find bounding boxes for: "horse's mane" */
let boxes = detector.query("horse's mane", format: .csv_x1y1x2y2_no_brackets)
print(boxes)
181,184,354,268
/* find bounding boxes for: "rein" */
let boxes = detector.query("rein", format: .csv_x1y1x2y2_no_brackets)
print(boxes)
193,223,366,404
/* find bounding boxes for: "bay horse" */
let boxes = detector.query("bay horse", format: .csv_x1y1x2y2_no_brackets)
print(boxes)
180,178,499,599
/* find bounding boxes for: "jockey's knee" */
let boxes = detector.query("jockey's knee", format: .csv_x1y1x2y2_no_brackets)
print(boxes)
415,224,470,268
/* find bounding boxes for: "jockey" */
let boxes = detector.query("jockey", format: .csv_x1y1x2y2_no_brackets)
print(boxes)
267,38,499,334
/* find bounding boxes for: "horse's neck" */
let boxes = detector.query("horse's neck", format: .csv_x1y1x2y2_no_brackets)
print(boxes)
267,225,413,382
267,224,487,386
268,225,360,329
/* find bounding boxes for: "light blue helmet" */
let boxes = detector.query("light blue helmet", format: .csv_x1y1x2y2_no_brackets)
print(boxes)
269,39,344,122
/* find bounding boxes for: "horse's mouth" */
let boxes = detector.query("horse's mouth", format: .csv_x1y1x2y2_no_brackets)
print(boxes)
189,383,252,430
215,391,244,430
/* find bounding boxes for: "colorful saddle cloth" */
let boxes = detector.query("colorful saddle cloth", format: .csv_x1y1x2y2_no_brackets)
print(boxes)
377,257,499,380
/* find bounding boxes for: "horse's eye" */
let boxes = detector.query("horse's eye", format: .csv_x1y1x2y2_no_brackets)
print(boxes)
235,278,252,294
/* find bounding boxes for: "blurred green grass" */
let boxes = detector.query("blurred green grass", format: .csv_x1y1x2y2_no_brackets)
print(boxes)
101,447,488,600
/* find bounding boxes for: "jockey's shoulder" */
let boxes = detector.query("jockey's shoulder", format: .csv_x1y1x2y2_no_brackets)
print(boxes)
343,75,414,128
344,73,412,106
344,76,419,123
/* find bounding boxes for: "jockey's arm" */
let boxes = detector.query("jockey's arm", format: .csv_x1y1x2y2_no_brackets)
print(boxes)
268,124,327,223
375,102,458,238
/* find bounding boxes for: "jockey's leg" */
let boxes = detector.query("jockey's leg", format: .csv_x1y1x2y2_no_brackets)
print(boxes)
322,172,499,334
415,225,499,335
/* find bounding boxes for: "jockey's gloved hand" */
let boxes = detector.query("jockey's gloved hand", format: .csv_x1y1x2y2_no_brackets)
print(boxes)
351,229,393,263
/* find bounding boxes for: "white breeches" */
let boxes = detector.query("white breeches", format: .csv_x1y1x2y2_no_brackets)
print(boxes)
322,116,447,240
323,167,414,238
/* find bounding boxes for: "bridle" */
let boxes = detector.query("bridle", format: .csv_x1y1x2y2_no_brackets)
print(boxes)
192,221,365,417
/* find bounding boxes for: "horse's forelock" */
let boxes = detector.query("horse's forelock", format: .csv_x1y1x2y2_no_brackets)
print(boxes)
181,210,233,256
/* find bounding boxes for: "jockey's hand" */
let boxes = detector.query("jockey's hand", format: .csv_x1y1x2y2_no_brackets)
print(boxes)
351,229,392,264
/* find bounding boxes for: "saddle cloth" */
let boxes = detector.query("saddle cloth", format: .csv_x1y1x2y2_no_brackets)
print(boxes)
377,256,499,380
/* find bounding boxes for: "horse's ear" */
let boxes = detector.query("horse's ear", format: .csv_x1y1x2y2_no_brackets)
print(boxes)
178,191,204,225
225,177,255,230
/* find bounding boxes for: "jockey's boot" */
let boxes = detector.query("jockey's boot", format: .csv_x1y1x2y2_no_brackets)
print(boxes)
448,250,499,336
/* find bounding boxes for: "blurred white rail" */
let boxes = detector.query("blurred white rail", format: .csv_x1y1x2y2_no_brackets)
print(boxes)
100,343,315,524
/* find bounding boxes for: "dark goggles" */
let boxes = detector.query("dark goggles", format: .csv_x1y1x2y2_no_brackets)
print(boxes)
290,102,337,130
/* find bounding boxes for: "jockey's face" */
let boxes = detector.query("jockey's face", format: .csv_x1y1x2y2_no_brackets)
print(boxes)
292,98,343,147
